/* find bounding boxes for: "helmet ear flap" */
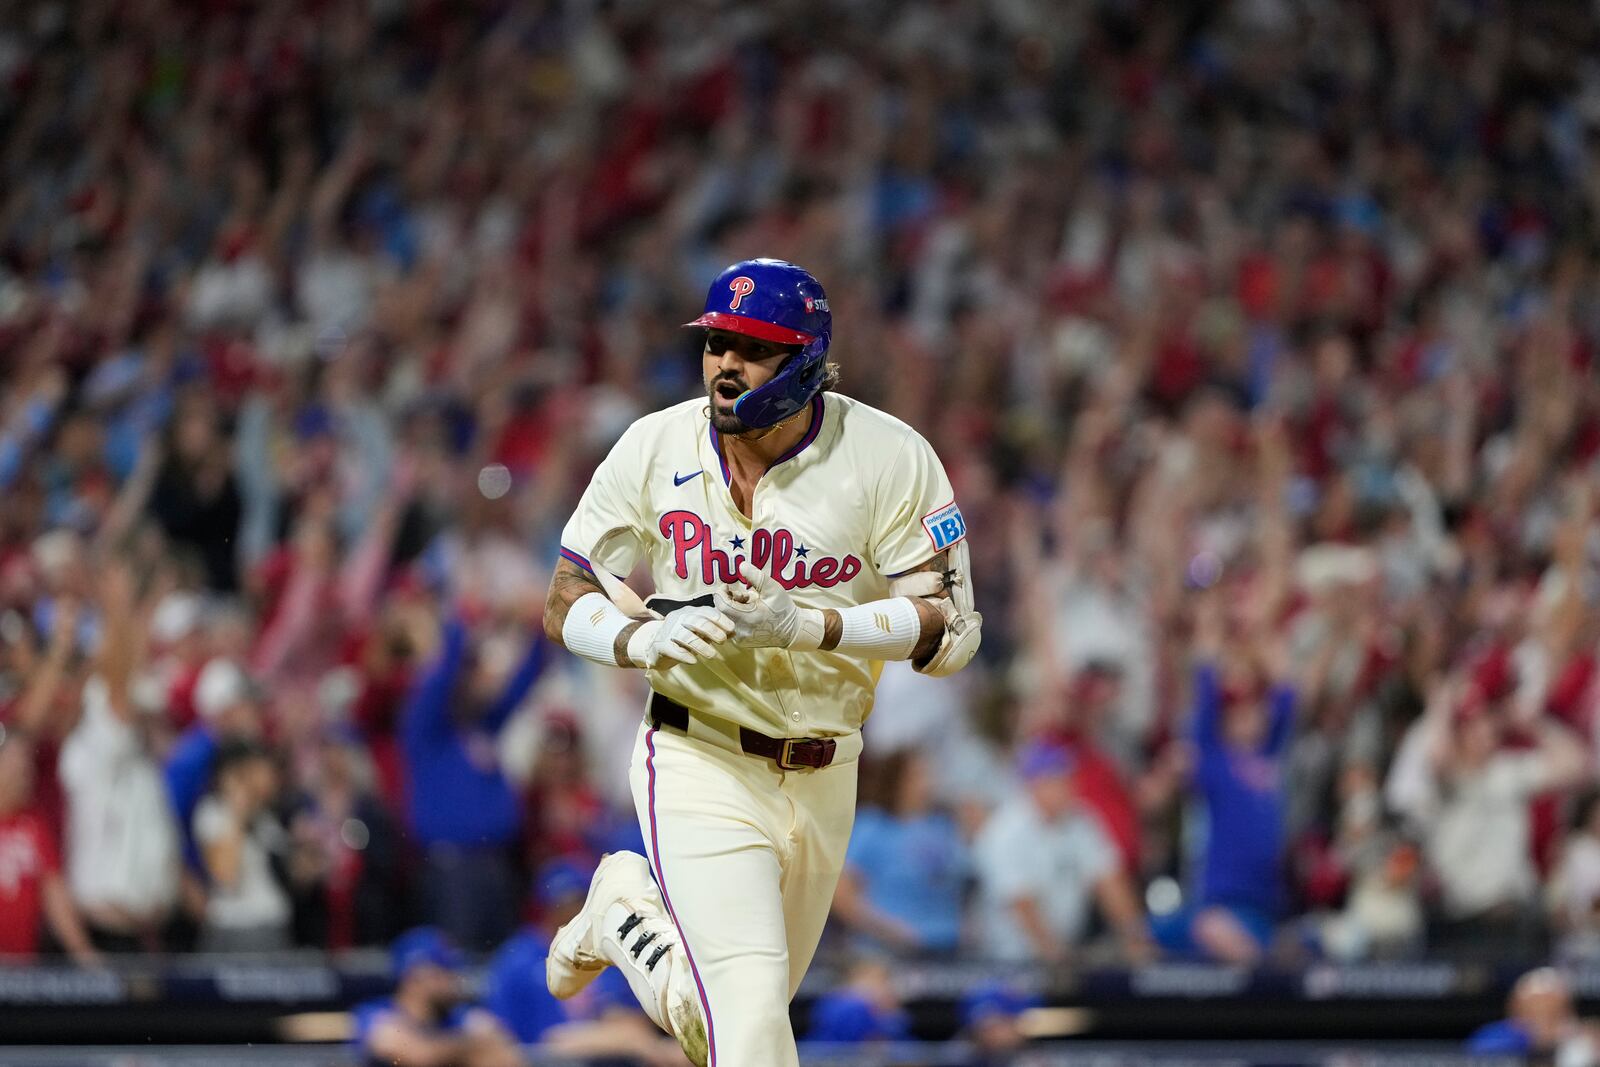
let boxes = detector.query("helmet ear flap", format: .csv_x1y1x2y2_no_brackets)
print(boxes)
732,332,830,429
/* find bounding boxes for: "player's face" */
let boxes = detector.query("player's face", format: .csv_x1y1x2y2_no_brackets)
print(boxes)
703,329,793,434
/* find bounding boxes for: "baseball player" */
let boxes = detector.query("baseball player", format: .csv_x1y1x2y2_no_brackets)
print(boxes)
540,258,981,1066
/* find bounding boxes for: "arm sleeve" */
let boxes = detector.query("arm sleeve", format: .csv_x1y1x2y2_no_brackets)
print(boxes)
1190,663,1223,754
1264,683,1298,756
401,617,467,749
481,638,546,735
869,430,965,577
559,423,652,577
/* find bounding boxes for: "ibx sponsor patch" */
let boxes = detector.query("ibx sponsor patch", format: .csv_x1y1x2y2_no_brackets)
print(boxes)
921,500,967,551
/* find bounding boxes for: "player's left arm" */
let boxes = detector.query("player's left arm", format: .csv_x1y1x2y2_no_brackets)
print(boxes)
818,549,949,666
718,544,981,675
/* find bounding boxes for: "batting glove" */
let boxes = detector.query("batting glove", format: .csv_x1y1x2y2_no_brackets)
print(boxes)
714,562,825,650
625,605,735,669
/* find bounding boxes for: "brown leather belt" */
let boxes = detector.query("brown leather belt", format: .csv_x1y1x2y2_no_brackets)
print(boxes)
647,692,838,771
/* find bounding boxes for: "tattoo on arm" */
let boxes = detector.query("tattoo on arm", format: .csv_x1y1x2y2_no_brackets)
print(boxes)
613,621,645,668
543,559,606,646
904,550,952,666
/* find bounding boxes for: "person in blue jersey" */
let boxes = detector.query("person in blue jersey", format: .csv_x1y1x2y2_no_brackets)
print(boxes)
1466,968,1596,1063
1165,596,1299,964
482,860,683,1065
831,749,969,955
802,958,910,1044
401,610,546,950
352,927,522,1067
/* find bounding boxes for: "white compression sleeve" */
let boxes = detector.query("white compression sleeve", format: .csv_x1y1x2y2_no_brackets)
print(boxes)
561,591,635,667
821,597,922,660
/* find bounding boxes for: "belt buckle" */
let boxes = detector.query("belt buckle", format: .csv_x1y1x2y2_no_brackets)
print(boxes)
778,738,804,770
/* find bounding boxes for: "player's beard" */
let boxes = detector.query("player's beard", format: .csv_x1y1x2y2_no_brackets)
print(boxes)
706,373,751,434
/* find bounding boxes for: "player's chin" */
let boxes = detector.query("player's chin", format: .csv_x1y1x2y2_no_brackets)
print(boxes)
708,401,748,435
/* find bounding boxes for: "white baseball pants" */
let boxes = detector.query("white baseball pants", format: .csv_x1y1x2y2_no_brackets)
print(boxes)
627,716,862,1067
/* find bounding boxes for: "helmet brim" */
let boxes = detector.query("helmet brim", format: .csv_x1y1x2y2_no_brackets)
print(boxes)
684,312,815,347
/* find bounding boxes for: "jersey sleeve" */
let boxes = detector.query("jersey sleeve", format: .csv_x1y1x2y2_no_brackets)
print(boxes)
869,429,965,577
559,422,651,577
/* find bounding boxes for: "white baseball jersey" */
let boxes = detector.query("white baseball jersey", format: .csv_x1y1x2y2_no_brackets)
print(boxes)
559,391,967,737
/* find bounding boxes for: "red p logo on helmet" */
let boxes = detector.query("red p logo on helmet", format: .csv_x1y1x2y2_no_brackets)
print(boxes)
727,276,755,310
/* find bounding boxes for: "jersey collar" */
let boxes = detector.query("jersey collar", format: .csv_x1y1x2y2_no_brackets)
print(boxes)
707,394,826,487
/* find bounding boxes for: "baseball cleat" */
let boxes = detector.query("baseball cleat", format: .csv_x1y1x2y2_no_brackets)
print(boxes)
546,851,664,999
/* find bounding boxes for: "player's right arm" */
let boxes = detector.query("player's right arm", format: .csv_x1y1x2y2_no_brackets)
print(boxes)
547,422,733,671
544,557,733,670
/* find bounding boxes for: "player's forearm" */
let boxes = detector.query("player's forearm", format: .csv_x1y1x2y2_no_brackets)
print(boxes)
545,557,729,670
543,558,609,646
545,559,640,667
817,597,944,662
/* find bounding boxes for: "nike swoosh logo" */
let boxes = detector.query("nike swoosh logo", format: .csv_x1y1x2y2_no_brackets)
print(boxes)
673,470,704,486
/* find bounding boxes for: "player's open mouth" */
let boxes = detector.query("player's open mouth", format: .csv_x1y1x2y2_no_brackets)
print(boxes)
714,382,742,401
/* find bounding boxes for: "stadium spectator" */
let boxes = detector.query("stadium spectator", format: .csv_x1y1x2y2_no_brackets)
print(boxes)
803,958,911,1044
1552,791,1600,960
146,395,243,593
520,712,630,874
1466,967,1600,1064
401,612,545,950
193,739,291,952
58,560,180,952
165,656,264,866
1167,596,1300,965
284,725,404,950
1314,839,1425,962
0,728,97,964
960,982,1043,1063
353,927,522,1067
1387,672,1587,958
971,742,1152,963
832,750,969,956
1023,665,1144,874
483,860,680,1064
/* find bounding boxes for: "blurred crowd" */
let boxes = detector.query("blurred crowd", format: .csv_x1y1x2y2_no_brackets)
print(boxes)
3,2,1600,1049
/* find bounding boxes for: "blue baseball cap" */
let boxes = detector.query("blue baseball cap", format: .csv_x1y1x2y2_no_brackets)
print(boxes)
961,981,1042,1030
1016,740,1076,781
390,927,465,979
534,859,593,909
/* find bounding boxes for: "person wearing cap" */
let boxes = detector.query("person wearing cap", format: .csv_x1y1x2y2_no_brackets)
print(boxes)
352,927,522,1067
971,741,1152,963
959,981,1042,1062
164,656,263,871
481,861,681,1065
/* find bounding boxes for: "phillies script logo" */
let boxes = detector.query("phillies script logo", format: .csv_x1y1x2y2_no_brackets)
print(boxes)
660,510,863,589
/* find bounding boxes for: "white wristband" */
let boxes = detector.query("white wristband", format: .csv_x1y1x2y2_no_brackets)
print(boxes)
829,597,922,660
561,592,636,667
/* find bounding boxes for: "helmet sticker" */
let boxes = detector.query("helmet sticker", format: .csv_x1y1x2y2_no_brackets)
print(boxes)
727,276,755,310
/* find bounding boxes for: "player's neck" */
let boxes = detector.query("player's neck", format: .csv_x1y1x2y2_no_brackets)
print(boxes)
722,401,815,470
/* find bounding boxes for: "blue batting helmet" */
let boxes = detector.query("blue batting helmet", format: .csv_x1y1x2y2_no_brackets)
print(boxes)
685,258,832,429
